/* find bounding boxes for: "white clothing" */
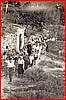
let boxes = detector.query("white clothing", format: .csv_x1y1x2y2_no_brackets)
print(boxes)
29,56,34,64
18,59,24,65
52,37,55,41
38,45,42,58
6,3,8,13
18,58,24,69
5,60,15,68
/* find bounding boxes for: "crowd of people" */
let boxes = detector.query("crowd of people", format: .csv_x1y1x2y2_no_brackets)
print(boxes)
2,28,64,83
2,36,48,83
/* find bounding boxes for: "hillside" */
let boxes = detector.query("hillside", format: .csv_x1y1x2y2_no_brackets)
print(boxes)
2,1,65,98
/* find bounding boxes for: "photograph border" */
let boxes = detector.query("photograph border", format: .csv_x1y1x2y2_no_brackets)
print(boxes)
0,0,66,100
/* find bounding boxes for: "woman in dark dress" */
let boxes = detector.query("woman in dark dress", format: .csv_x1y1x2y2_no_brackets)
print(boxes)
27,42,32,56
23,54,29,70
18,57,24,78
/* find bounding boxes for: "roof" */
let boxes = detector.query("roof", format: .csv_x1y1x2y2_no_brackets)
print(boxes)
2,23,25,35
12,24,25,29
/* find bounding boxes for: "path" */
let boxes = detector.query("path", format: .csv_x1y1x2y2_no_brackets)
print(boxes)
1,52,64,98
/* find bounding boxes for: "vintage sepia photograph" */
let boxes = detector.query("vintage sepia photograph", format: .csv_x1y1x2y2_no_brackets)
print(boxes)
1,1,65,98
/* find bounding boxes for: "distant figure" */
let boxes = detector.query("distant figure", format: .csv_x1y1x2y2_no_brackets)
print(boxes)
3,52,7,60
32,44,36,53
46,44,49,52
36,44,39,53
23,54,29,70
58,49,63,58
27,42,32,56
38,45,42,59
4,57,8,78
29,54,34,67
6,2,8,13
13,54,18,77
34,53,38,65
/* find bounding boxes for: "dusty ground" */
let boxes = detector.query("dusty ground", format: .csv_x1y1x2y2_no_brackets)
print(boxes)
1,52,65,98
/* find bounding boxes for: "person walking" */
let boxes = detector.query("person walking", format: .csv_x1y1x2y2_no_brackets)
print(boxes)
23,54,29,70
18,56,24,78
27,42,32,56
29,54,34,67
5,57,15,83
38,45,42,59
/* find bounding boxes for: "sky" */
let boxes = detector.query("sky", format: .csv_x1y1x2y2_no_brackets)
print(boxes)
20,2,64,11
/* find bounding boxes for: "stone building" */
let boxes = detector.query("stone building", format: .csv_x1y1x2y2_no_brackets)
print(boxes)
2,23,26,53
